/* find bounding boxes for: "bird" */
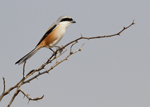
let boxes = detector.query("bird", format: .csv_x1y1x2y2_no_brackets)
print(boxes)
15,15,76,65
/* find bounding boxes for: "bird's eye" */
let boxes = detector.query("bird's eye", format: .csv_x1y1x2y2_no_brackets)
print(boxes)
60,18,73,22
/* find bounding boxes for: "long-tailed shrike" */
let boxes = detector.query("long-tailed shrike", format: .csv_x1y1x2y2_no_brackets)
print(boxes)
15,15,76,65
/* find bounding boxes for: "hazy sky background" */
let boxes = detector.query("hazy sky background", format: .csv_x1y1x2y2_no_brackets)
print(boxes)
0,0,150,107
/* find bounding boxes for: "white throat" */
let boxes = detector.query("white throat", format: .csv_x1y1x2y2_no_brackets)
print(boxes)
59,21,72,28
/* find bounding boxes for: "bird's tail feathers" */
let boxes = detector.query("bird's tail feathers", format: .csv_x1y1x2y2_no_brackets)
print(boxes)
15,47,40,65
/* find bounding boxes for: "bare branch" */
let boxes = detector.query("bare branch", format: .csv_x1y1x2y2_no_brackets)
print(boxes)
7,88,20,107
23,43,85,85
61,20,135,50
0,20,135,106
19,89,44,103
0,77,24,101
23,61,26,77
70,41,77,54
8,74,26,106
0,77,6,101
2,77,5,94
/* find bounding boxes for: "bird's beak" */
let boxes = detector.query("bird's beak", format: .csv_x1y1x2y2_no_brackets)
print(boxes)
72,20,76,23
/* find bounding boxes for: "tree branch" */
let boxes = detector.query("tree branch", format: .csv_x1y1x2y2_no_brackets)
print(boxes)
2,77,5,94
23,61,26,77
19,89,44,103
0,77,6,101
0,20,135,106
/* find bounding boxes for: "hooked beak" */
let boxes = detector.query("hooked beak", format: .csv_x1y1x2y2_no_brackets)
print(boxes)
72,20,76,23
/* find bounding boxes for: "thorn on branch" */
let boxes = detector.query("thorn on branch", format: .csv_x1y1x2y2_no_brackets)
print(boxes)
132,20,135,25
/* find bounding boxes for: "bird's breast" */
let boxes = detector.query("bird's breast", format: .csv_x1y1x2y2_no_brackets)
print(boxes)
45,24,67,48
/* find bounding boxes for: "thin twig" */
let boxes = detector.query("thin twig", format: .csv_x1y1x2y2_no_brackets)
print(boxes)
19,89,44,103
23,61,26,77
24,42,86,85
61,20,135,50
7,86,20,107
2,77,5,94
8,73,26,106
0,77,6,101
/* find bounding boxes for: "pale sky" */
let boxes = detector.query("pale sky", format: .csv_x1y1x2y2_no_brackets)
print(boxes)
0,0,150,107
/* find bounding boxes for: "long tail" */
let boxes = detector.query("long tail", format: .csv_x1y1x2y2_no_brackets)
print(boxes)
15,47,40,65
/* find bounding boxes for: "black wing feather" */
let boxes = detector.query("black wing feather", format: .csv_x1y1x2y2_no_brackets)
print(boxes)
36,24,57,47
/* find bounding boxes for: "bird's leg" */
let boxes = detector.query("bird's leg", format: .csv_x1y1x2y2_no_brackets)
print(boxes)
53,46,63,63
49,46,63,60
54,45,63,54
49,48,55,53
49,48,58,57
